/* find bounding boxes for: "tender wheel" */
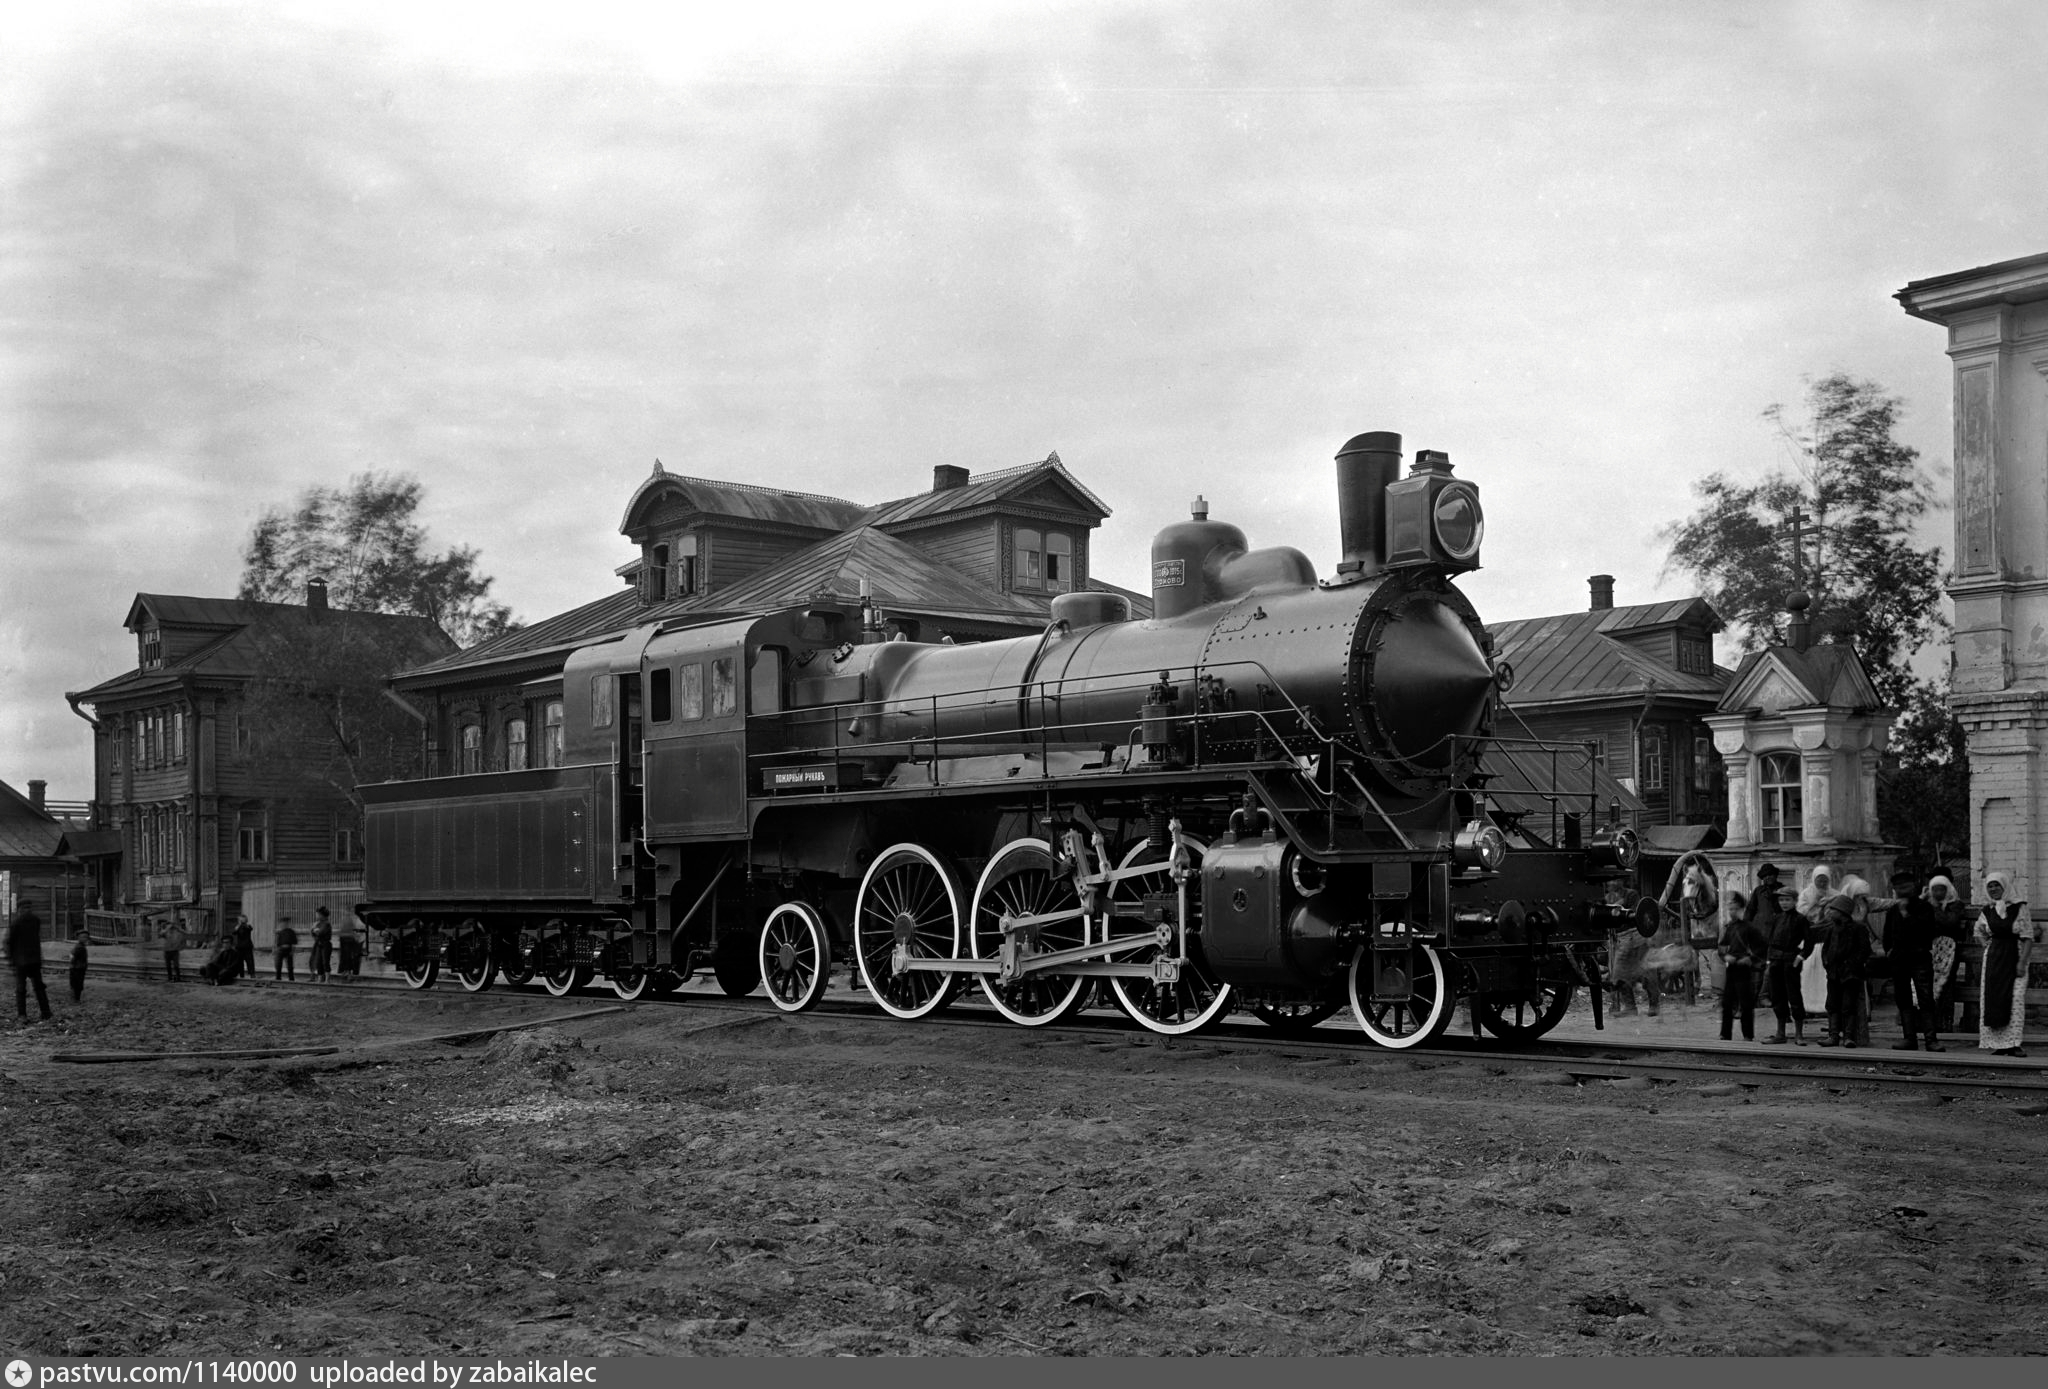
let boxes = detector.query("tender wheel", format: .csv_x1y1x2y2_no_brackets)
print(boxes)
854,843,963,1020
449,920,497,994
970,838,1091,1027
500,930,537,987
1476,976,1576,1043
540,927,583,997
610,962,653,1001
1107,836,1232,1036
1348,941,1452,1049
1250,999,1342,1036
761,903,831,1014
399,922,439,990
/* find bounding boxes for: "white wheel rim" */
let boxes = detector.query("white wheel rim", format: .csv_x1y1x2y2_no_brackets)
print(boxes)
454,924,494,992
541,935,578,995
1349,942,1450,1049
611,967,650,1001
1106,837,1232,1036
855,843,962,1020
761,903,829,1014
971,838,1089,1028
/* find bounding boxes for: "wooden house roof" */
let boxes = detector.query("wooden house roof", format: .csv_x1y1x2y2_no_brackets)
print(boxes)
1487,598,1728,709
619,466,869,538
1482,744,1648,826
69,596,455,706
0,780,69,863
863,455,1111,528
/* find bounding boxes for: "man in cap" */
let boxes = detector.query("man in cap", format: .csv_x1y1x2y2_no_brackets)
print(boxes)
8,898,52,1022
1881,867,1944,1051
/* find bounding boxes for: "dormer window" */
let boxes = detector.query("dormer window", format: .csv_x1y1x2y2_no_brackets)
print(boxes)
1677,635,1712,675
140,627,162,669
642,534,699,603
1014,528,1074,594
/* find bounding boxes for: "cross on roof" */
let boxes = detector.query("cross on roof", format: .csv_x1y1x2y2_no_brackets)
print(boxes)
1783,504,1821,588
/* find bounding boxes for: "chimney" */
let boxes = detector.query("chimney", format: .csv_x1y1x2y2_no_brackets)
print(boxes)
1588,575,1615,611
932,465,970,492
28,780,46,810
1333,430,1402,579
306,577,329,617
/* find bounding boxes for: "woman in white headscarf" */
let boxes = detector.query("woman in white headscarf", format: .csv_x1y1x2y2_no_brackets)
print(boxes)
1926,876,1965,1035
1798,865,1837,1015
1975,872,2035,1057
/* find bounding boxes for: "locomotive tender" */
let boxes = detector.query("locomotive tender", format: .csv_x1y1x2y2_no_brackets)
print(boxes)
359,430,1642,1046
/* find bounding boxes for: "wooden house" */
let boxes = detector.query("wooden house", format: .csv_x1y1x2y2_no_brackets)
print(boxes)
0,779,93,936
63,585,455,934
1486,575,1730,834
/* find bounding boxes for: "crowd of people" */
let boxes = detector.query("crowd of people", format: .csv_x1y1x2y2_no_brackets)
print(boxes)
1709,862,2038,1057
179,906,366,986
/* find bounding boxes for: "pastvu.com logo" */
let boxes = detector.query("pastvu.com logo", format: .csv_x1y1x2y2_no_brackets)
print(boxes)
6,1359,33,1388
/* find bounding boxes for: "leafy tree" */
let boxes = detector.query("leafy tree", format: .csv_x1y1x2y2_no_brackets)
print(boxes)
1660,372,1945,708
234,608,458,812
240,471,516,647
1877,674,1970,873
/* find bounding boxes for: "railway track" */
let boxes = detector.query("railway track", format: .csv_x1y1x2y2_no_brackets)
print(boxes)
78,954,2048,1095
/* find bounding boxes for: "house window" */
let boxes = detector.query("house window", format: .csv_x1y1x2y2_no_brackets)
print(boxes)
1677,637,1711,675
673,534,699,596
1640,730,1666,791
459,723,482,775
677,663,704,721
710,656,737,717
134,719,147,769
140,628,162,669
1588,736,1607,770
1693,736,1716,791
234,713,252,755
649,544,670,601
334,818,363,863
1014,528,1042,589
1045,533,1072,594
236,808,270,864
1759,751,1802,844
542,701,564,766
505,718,528,771
172,710,186,764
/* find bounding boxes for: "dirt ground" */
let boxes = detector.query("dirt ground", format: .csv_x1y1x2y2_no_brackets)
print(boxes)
3,976,2046,1357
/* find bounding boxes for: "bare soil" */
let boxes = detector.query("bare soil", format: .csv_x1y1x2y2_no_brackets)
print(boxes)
3,977,2046,1357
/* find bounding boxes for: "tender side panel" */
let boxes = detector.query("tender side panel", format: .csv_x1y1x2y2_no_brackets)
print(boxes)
363,766,602,903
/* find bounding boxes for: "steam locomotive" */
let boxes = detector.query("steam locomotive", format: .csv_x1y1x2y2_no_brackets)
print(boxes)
357,430,1643,1047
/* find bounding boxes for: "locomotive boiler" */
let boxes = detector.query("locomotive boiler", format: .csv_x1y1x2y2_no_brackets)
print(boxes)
358,428,1643,1047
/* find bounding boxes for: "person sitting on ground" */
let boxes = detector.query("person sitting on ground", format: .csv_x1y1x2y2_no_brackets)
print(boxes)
200,935,242,986
1817,876,1873,1049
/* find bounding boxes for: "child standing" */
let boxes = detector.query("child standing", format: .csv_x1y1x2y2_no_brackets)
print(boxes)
1817,877,1873,1049
68,931,88,1003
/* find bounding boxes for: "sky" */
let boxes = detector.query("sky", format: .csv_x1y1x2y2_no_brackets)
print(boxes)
3,0,2043,799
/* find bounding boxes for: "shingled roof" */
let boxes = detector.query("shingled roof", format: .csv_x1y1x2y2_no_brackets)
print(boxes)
863,455,1110,528
1487,598,1727,708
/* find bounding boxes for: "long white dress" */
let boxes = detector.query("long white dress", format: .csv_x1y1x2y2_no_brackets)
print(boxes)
1798,871,1836,1014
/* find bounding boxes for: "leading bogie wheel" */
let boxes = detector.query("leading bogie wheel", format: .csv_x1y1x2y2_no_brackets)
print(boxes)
854,842,963,1020
610,962,653,1001
450,919,497,994
1249,998,1342,1036
760,902,831,1013
1107,836,1232,1036
1348,941,1452,1049
970,838,1091,1027
1476,976,1576,1043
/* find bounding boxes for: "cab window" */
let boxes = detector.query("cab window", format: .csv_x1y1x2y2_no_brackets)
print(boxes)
749,647,783,714
650,667,672,723
678,663,704,721
710,657,737,717
591,675,614,729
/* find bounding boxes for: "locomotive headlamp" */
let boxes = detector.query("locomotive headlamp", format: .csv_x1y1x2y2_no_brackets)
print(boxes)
1587,825,1642,872
1431,482,1484,563
1452,819,1507,873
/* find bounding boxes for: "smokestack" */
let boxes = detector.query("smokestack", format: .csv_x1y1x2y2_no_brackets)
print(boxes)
1334,431,1402,580
28,780,46,810
306,577,329,617
932,464,969,492
1589,575,1615,611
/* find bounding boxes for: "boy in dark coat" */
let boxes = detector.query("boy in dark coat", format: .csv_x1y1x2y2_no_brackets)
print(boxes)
233,916,256,978
1761,884,1814,1044
1719,907,1768,1042
1817,881,1873,1048
67,932,88,1003
274,916,298,981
